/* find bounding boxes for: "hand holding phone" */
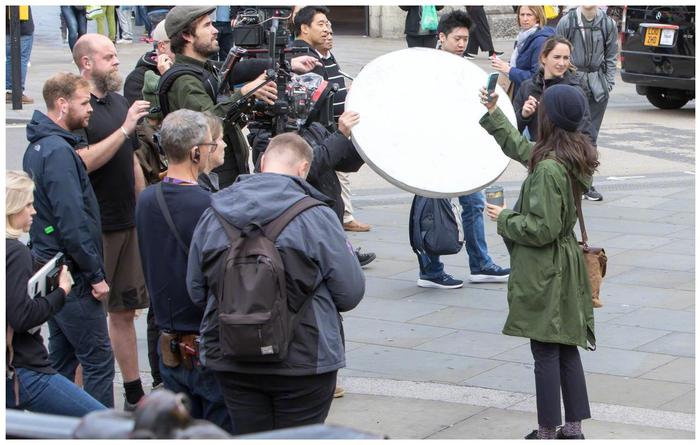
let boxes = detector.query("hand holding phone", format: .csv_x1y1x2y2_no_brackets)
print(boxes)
485,72,499,96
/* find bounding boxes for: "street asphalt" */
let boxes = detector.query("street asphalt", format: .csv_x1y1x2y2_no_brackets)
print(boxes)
5,7,695,440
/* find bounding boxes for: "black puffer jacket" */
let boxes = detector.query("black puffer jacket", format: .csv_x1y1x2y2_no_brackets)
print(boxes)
123,50,158,106
513,68,598,145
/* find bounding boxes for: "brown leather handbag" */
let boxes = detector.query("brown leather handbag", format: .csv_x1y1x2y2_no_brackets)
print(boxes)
569,175,607,308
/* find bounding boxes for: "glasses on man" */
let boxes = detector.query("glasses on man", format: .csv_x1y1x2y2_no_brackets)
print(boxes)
196,142,219,153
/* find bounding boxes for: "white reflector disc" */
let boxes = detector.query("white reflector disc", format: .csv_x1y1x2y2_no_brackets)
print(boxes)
346,48,517,198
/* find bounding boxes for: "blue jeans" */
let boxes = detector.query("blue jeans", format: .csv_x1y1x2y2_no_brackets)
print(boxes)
5,34,32,91
48,274,115,408
136,7,152,35
60,6,87,51
418,191,495,279
158,343,234,433
7,367,106,417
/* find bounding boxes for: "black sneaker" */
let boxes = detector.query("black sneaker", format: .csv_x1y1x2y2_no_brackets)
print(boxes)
464,52,476,60
355,248,376,267
583,186,603,201
469,264,510,283
417,273,464,289
490,50,504,57
556,428,585,439
524,430,540,439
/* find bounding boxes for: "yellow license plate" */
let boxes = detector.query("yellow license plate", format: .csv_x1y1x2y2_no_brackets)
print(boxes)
644,27,661,46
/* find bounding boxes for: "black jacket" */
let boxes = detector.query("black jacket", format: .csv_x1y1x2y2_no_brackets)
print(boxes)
300,123,364,222
399,6,443,36
6,239,65,374
23,111,105,284
124,50,158,106
513,68,598,145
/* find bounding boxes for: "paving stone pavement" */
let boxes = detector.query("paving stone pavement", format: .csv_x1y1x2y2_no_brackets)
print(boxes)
12,8,695,439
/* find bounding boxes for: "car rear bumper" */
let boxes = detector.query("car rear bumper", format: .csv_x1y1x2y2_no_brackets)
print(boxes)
621,70,695,92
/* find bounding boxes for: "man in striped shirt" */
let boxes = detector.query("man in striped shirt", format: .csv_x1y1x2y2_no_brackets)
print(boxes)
292,6,371,233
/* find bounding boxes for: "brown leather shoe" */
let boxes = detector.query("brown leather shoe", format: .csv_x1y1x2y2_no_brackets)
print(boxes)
333,386,345,398
343,220,370,232
6,92,34,104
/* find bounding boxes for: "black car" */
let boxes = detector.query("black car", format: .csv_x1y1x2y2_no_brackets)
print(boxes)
620,5,695,109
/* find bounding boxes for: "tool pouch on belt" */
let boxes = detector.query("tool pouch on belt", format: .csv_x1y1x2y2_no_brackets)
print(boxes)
178,334,199,371
159,332,181,368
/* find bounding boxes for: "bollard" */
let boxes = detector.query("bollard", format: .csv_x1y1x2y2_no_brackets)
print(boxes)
9,6,22,110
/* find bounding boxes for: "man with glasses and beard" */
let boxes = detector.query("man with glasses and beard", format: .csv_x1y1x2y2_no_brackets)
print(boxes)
22,72,114,408
72,33,151,410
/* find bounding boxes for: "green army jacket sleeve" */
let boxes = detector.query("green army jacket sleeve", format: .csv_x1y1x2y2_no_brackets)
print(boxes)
480,108,567,247
479,107,533,168
168,55,244,118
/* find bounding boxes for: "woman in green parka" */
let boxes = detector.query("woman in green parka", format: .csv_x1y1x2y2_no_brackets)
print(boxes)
478,84,598,440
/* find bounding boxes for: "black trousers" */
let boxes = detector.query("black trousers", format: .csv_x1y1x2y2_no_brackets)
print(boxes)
215,370,338,435
465,6,495,55
530,340,591,427
146,303,161,385
406,34,437,48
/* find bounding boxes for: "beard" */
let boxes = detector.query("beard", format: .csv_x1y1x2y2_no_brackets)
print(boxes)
66,109,91,131
193,35,218,58
93,69,123,94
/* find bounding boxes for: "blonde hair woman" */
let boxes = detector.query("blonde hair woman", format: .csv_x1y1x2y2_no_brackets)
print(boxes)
491,6,554,98
6,170,106,416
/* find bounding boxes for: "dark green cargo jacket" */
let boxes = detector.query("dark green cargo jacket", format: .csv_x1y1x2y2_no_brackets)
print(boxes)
480,108,595,350
167,54,250,188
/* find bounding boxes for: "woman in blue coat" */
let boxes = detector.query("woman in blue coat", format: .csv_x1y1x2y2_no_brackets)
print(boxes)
491,6,554,98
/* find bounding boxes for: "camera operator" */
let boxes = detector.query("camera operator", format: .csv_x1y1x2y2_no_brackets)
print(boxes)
159,7,320,189
281,73,376,268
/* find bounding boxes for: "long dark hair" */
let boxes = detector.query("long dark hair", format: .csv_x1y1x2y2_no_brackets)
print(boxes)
529,102,599,177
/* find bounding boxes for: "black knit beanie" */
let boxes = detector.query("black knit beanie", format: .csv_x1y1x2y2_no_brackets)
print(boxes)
542,84,587,132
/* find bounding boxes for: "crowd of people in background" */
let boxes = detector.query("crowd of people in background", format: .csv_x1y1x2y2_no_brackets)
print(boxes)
7,4,620,440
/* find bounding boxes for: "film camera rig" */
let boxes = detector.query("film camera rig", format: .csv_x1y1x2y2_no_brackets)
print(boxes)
217,7,337,136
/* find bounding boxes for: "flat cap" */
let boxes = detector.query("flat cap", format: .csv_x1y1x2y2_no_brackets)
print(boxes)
164,6,216,39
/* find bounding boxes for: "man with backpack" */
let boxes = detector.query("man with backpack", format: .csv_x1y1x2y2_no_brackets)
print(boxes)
135,109,232,432
556,5,617,201
186,132,365,435
413,10,510,290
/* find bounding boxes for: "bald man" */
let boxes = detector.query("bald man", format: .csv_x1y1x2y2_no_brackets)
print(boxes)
72,33,151,410
187,133,364,433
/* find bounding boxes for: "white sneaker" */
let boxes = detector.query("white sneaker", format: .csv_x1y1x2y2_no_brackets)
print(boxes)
116,38,133,44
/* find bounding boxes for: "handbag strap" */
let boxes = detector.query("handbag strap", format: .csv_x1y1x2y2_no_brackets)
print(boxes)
567,172,589,246
156,182,190,256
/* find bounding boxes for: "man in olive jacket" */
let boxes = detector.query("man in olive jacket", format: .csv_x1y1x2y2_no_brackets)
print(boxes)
160,7,320,189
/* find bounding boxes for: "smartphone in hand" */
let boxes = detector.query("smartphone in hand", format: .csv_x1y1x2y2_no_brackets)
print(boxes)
485,72,499,95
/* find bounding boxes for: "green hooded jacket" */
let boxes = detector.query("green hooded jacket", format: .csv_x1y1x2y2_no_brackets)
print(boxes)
479,108,595,350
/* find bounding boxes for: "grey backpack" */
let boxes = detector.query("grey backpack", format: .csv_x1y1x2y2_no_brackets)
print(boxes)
212,196,324,362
